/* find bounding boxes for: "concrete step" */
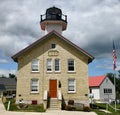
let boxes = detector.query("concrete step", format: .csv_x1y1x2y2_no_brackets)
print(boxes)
49,98,59,110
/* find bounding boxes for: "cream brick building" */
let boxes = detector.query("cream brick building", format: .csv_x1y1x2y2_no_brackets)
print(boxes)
12,7,94,109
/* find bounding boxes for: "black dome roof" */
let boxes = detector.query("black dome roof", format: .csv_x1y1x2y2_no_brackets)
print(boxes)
46,7,62,20
46,7,62,15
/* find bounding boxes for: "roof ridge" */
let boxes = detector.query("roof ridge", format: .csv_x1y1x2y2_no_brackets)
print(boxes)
12,30,94,63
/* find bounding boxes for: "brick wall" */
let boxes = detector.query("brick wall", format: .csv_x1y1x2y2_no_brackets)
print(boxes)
16,35,89,105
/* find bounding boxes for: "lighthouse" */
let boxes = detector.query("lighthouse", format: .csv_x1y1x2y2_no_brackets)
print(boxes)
40,6,67,35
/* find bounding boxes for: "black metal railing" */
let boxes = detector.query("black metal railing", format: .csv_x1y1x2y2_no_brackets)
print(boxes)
40,13,67,23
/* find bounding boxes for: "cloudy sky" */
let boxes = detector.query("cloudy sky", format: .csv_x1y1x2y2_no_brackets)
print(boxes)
0,0,120,77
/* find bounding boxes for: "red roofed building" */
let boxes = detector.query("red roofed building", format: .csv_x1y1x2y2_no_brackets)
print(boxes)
89,76,115,101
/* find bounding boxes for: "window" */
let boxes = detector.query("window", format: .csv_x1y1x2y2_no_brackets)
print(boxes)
47,59,52,71
31,79,39,93
55,59,60,71
51,44,56,49
68,59,74,71
31,59,39,72
68,79,76,93
104,89,112,94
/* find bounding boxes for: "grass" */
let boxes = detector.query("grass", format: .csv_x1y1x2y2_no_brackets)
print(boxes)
91,103,120,115
3,98,46,112
3,98,120,114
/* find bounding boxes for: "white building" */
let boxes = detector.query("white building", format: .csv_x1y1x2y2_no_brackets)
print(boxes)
89,76,115,102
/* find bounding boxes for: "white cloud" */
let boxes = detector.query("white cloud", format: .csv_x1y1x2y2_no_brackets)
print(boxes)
0,69,17,77
0,59,9,64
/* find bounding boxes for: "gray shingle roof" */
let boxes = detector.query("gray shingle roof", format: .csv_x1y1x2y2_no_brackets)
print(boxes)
0,84,6,91
0,78,16,91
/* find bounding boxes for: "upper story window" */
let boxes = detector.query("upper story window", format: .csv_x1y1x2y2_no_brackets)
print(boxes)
68,79,76,93
31,59,39,72
47,59,52,72
68,59,75,72
55,59,60,72
51,44,56,49
31,79,39,93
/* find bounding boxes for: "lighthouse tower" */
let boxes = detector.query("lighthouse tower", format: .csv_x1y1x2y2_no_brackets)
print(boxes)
40,7,67,35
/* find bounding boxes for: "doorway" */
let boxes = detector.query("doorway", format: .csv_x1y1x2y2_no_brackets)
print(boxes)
49,80,57,98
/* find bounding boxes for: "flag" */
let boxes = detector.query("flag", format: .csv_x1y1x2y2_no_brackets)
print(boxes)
113,41,117,70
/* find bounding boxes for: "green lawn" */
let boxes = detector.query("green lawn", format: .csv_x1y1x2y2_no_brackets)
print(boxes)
3,98,120,114
3,98,46,112
92,103,120,115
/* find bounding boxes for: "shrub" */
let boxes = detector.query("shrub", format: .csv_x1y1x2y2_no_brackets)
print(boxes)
68,100,74,105
65,105,75,111
62,103,66,110
83,106,90,112
2,96,6,103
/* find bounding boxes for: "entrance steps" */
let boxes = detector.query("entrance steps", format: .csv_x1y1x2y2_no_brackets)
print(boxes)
49,98,59,110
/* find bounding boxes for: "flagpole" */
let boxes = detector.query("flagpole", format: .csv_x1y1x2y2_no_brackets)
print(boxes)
113,40,117,112
114,70,116,112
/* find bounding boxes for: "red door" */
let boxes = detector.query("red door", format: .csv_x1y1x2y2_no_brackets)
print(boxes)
49,80,57,98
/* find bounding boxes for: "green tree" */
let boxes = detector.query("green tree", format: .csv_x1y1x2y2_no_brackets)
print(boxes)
9,73,16,78
106,71,120,99
118,70,120,78
9,73,17,81
106,73,114,84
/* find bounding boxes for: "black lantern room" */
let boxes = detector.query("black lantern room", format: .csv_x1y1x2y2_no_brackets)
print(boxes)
46,7,62,20
40,6,67,32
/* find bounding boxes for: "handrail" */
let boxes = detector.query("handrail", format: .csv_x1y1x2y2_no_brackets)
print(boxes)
40,13,67,22
58,90,62,100
43,90,48,101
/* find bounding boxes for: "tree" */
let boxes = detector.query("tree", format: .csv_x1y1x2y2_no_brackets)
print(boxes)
106,71,120,99
9,73,17,81
106,73,114,84
9,73,16,79
118,70,120,78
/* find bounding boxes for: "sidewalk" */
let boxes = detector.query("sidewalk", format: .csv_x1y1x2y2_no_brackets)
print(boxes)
0,98,97,115
0,98,6,111
0,111,97,115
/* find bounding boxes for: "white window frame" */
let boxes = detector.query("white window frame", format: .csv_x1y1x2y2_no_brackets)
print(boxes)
31,59,39,72
31,79,39,93
47,59,52,72
55,59,60,72
68,79,76,93
68,59,75,72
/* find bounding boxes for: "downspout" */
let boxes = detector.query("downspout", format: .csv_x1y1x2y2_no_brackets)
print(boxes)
42,45,45,100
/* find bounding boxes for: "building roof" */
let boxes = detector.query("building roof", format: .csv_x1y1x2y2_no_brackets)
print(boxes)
0,84,6,91
0,78,16,91
89,76,106,87
12,30,94,63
